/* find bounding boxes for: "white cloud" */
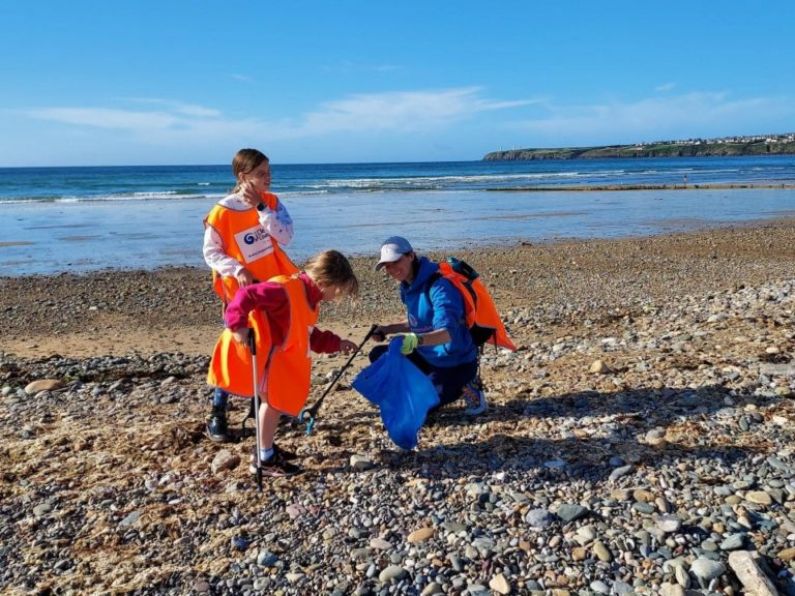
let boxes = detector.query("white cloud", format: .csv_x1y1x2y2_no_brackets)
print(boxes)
655,82,677,92
22,87,535,142
230,74,254,83
509,92,795,144
118,97,223,118
25,107,179,130
293,87,540,136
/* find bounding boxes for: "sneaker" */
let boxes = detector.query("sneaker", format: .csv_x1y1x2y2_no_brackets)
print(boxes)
273,443,298,461
206,414,233,443
248,443,298,467
249,446,302,477
462,381,488,416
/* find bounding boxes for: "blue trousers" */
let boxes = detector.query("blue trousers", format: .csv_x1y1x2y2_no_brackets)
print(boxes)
368,345,477,407
212,387,228,411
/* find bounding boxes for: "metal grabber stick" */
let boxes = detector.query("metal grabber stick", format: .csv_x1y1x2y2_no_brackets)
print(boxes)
247,329,263,493
299,324,378,435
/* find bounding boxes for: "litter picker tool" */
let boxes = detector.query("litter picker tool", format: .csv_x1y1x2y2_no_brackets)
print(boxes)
247,329,263,492
299,324,378,435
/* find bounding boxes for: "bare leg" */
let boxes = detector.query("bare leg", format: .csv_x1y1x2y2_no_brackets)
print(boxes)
258,401,281,451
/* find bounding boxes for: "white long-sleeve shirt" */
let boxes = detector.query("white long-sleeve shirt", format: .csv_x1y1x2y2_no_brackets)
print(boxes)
202,193,294,277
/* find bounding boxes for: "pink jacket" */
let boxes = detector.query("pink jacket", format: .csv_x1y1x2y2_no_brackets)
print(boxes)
224,273,342,353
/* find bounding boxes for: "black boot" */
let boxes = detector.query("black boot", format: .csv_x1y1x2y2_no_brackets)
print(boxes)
206,403,232,443
207,412,232,442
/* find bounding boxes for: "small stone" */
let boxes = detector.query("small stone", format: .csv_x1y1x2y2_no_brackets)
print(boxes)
421,583,443,596
690,557,726,582
119,510,141,527
33,502,53,517
378,565,407,583
657,515,682,534
575,525,596,543
257,549,279,566
727,551,778,596
592,540,612,562
674,564,690,588
609,465,633,482
286,504,304,520
407,527,434,543
369,537,392,550
660,583,685,596
211,449,240,473
525,508,554,529
613,580,633,594
350,454,375,471
231,535,250,551
589,359,611,374
557,504,589,522
24,379,63,395
778,547,795,561
719,534,745,551
701,539,718,552
745,491,772,505
489,573,511,595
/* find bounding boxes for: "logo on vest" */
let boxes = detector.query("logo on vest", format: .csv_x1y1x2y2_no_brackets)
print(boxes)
234,225,274,263
243,230,267,245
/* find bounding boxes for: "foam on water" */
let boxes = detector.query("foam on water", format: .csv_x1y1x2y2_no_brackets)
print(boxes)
2,156,795,275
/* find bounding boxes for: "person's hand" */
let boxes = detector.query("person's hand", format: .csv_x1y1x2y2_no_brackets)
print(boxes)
239,182,262,208
339,339,357,354
399,333,419,355
231,328,251,345
235,268,255,286
372,325,388,342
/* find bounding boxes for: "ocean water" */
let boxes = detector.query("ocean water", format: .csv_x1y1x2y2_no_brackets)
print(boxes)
1,157,795,276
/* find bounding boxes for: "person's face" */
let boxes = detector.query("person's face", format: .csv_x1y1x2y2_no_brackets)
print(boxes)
240,161,271,192
382,253,413,283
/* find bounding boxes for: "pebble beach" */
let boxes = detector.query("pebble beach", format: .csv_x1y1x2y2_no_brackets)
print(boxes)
2,220,795,595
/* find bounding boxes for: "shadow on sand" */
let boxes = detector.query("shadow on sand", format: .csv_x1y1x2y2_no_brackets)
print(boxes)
315,383,778,482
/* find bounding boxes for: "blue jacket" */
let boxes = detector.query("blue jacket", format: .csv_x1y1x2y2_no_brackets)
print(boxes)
399,256,477,368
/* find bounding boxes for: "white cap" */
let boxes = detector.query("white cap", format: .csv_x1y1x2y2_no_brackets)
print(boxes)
375,236,413,270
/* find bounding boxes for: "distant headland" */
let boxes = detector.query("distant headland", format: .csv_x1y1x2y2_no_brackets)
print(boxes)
484,133,795,161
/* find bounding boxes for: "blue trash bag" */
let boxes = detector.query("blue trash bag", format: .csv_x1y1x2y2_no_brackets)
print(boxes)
352,338,440,450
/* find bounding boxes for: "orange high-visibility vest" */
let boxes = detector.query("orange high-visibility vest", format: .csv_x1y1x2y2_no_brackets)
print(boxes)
206,275,319,416
204,192,298,303
435,260,517,351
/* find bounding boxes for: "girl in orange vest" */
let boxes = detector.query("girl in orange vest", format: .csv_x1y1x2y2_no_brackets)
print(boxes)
217,250,358,477
202,148,298,442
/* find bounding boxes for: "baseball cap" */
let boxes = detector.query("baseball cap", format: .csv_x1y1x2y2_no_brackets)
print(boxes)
375,236,413,270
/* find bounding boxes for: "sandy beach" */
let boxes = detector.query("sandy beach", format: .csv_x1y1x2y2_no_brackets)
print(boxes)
1,220,795,594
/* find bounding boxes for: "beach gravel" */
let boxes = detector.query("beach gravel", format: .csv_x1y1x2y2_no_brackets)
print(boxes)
1,221,795,594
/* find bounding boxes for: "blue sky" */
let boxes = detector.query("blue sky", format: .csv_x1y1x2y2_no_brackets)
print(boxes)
1,1,794,166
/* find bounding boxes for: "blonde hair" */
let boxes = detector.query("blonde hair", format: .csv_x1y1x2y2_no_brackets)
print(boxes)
304,250,359,297
231,148,269,193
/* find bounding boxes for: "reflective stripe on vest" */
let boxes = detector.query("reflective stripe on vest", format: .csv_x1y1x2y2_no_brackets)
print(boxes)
204,195,298,303
206,275,319,416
